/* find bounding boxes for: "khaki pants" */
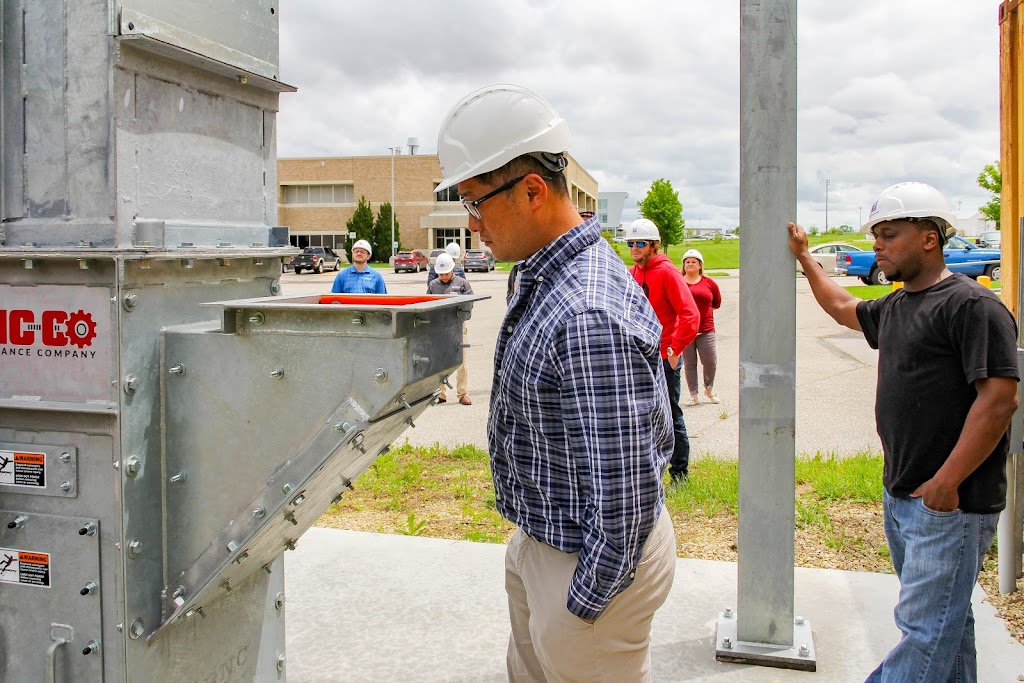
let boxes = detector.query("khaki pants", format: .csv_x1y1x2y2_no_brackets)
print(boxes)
440,323,469,400
505,509,676,682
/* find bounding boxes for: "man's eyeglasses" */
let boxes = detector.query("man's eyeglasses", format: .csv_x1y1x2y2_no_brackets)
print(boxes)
461,174,552,219
626,240,649,248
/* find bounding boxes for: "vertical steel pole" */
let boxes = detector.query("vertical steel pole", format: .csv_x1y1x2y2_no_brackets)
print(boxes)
716,0,814,671
390,146,396,262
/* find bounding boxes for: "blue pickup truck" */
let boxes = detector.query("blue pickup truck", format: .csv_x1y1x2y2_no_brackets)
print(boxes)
839,235,1001,285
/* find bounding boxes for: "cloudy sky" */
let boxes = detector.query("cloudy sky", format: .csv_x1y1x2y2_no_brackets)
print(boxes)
276,1,1003,232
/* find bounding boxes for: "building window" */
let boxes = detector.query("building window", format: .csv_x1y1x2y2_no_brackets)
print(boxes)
282,184,354,205
598,199,608,210
434,228,471,250
600,213,609,223
434,184,461,203
290,233,346,249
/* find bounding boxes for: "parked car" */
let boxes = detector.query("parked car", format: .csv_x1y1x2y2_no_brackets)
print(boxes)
394,250,429,273
428,249,446,267
291,246,342,274
840,235,1001,285
976,230,1002,248
797,242,864,276
464,248,496,272
720,233,739,240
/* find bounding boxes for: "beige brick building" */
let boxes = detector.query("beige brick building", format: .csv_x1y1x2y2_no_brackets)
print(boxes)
277,154,598,259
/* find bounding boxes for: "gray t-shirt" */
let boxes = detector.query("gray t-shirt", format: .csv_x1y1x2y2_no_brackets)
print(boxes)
427,275,474,295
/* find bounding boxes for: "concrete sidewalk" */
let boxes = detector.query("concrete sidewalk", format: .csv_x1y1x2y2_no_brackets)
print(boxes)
285,527,1024,682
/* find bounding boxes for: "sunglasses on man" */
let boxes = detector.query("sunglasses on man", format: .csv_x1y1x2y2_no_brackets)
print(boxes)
627,240,649,248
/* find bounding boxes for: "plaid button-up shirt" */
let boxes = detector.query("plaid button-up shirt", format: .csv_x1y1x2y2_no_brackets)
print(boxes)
490,217,673,620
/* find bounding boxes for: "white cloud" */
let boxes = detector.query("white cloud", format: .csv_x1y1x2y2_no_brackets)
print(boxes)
277,0,1003,231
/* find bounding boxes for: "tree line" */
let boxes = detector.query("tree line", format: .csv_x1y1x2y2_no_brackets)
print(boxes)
345,196,400,262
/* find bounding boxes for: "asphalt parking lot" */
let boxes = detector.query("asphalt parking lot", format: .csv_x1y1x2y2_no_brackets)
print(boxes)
279,264,882,458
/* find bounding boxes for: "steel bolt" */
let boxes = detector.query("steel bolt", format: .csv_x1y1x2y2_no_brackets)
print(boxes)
406,417,416,428
127,539,142,558
275,592,285,611
291,494,305,506
170,471,187,483
122,293,138,311
125,456,141,477
248,311,265,325
399,395,412,410
795,615,805,626
270,368,284,379
285,539,297,551
7,515,27,529
60,481,72,492
237,551,249,563
169,364,186,375
351,314,365,326
413,315,430,327
79,522,97,536
82,640,100,656
227,541,239,553
60,452,71,463
270,281,281,295
799,645,810,658
277,654,286,673
373,368,388,383
722,638,733,650
724,607,734,619
442,376,453,389
80,581,98,596
173,586,185,599
335,421,352,432
129,619,144,640
253,506,266,518
284,513,298,526
412,354,430,365
123,375,139,395
282,483,294,494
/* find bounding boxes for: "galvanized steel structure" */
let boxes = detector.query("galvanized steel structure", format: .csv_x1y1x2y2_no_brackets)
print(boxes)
0,1,476,680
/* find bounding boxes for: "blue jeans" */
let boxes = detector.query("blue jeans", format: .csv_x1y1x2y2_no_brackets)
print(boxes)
662,359,689,478
865,491,998,683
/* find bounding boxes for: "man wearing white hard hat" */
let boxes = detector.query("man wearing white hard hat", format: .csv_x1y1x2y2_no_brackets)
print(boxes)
625,217,699,484
331,239,386,294
427,242,467,284
437,83,676,681
427,253,474,405
788,182,1018,683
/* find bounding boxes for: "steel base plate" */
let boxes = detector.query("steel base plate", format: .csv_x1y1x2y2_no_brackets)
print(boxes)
714,611,816,672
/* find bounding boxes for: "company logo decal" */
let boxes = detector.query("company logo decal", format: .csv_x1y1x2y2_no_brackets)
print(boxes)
0,309,99,358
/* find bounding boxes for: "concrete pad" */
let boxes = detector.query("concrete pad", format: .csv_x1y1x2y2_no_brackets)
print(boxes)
286,527,1024,682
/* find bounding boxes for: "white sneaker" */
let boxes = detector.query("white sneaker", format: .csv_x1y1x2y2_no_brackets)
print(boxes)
683,396,699,406
705,389,720,404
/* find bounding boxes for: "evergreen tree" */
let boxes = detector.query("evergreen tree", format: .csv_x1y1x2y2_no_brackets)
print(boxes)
373,202,399,262
345,195,376,260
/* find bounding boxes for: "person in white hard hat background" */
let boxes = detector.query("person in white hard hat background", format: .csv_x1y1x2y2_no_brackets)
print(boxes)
436,84,676,682
427,253,474,405
626,218,700,485
679,249,722,406
331,239,386,294
428,242,467,285
788,181,1019,683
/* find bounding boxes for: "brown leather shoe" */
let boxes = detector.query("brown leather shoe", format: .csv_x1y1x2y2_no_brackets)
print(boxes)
459,395,472,406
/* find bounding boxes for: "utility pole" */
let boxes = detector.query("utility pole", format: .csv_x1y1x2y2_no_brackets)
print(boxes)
825,178,831,232
388,145,401,263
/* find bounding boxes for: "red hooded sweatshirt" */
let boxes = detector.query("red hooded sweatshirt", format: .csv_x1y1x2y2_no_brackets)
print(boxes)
630,253,700,359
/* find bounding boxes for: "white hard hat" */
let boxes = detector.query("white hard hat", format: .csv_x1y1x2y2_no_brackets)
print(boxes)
435,84,572,193
682,249,704,264
625,218,661,242
445,242,462,260
352,239,372,256
861,182,957,240
435,253,456,274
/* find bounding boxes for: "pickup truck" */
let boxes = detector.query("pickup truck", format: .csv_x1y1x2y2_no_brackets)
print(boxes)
839,235,1001,285
291,246,342,274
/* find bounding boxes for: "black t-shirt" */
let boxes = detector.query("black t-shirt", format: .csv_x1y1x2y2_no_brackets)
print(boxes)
856,274,1019,513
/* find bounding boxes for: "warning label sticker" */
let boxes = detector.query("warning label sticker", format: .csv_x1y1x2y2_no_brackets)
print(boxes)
0,548,51,587
0,450,46,488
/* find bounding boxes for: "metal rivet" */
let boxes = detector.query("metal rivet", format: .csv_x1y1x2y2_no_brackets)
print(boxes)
127,539,142,558
125,456,141,477
799,645,810,658
60,481,72,492
169,363,186,375
60,452,71,463
122,293,138,311
270,368,284,379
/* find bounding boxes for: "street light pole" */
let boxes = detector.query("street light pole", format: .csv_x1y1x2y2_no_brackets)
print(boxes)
825,178,830,232
859,205,862,228
387,145,401,263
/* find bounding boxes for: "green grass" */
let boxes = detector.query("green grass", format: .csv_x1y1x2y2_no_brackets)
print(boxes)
843,285,892,300
795,450,884,502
